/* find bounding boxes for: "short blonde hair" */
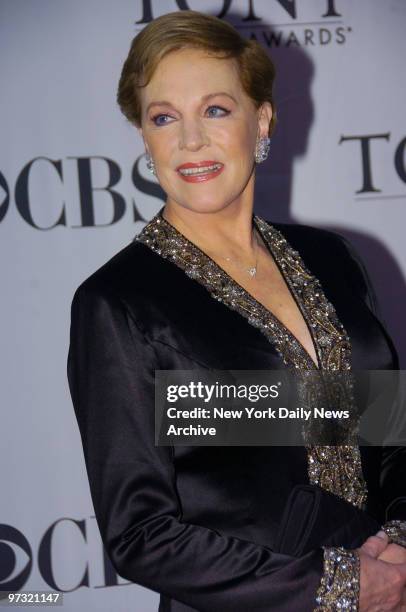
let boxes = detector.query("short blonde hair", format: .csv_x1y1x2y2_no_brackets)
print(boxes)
117,10,277,136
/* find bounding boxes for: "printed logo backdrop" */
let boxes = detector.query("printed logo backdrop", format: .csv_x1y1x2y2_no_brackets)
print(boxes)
1,1,405,610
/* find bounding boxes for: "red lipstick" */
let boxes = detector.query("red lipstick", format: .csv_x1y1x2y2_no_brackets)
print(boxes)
176,160,224,183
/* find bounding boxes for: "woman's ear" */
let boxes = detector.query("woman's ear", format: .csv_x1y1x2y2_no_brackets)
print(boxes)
137,127,149,154
258,102,273,138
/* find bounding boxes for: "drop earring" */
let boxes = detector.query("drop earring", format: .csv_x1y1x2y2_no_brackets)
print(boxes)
254,136,271,164
145,151,156,175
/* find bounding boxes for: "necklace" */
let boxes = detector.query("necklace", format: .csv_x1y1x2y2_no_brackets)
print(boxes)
162,210,260,278
208,229,260,278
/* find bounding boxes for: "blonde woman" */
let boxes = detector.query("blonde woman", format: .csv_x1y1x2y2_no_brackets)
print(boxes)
67,11,406,611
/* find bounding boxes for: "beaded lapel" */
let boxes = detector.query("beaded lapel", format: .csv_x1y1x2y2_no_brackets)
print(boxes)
135,209,368,509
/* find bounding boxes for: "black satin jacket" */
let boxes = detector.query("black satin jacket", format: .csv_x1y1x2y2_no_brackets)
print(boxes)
67,210,406,612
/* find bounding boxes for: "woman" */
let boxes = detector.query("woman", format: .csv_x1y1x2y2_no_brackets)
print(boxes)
67,10,406,611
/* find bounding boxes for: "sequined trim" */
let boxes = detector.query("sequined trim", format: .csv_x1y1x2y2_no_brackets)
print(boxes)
381,519,406,548
134,210,367,508
253,217,367,509
314,547,360,611
253,216,348,372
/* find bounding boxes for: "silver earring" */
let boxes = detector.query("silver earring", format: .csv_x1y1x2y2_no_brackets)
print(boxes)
255,137,271,164
145,152,156,175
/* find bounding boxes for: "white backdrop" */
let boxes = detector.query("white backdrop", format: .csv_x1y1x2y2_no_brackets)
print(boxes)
1,1,405,610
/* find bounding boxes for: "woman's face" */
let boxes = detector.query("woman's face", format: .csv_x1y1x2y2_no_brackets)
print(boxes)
138,47,272,214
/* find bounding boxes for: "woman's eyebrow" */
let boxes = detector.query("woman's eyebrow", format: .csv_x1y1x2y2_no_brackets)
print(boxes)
146,91,237,114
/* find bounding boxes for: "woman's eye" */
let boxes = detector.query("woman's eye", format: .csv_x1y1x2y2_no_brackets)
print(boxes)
151,106,229,126
151,114,173,126
206,105,230,118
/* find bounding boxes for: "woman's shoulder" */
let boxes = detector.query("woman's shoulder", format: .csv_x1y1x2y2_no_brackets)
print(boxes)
268,219,359,268
269,219,348,251
70,237,171,307
267,219,377,312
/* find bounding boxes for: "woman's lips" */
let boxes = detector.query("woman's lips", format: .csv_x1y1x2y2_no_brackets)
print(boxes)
176,162,224,183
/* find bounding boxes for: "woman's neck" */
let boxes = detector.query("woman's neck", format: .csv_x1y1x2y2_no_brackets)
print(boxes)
162,198,257,261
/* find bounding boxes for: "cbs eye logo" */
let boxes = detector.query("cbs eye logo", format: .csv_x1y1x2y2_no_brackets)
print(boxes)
0,519,128,593
0,525,32,593
0,520,89,592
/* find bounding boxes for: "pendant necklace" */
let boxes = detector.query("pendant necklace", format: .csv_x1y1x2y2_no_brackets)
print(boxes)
209,229,260,278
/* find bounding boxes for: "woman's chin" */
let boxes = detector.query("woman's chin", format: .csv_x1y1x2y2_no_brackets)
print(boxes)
187,201,240,216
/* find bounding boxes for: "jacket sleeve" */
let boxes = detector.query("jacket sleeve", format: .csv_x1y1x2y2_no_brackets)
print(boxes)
336,234,406,524
67,281,326,612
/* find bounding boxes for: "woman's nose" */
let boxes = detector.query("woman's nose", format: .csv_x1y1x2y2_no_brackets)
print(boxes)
179,119,209,151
